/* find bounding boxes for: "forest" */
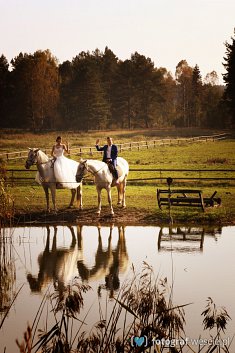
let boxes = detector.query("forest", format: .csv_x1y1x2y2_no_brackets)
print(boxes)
0,41,234,131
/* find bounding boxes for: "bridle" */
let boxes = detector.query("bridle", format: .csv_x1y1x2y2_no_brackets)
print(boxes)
25,149,50,169
76,162,88,182
76,161,107,181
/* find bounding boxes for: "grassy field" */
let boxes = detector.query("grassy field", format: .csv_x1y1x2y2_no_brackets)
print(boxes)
0,127,229,152
1,128,235,225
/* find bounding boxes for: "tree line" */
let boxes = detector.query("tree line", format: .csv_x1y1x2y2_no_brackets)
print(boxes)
0,32,235,131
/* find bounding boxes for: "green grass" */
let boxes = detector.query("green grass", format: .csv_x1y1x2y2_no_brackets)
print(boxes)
1,129,235,225
8,183,235,225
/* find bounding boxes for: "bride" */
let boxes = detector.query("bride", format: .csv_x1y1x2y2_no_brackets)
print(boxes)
51,136,80,189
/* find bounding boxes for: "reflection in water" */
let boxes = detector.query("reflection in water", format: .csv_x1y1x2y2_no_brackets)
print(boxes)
0,228,16,319
26,224,129,298
157,226,222,252
27,225,82,293
25,225,222,297
77,225,129,297
1,224,235,352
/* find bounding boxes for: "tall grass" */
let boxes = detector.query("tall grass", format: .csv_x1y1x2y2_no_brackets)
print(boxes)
0,159,15,225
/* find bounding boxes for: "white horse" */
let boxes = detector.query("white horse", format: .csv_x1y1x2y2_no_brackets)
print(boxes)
76,157,129,215
25,148,82,212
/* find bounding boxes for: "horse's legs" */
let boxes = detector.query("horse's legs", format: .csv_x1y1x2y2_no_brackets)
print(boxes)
107,186,114,215
122,178,127,208
67,226,76,249
43,186,50,212
52,226,57,252
50,185,57,212
96,186,102,215
117,183,122,205
77,184,83,209
68,189,76,208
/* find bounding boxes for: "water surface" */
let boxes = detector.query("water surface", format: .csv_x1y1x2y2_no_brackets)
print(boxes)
0,225,234,351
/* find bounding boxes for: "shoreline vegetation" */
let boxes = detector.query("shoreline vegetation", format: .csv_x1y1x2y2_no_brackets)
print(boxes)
13,265,232,353
1,128,235,227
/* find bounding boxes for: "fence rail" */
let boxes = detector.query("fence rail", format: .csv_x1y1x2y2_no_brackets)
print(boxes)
3,167,235,186
0,133,229,161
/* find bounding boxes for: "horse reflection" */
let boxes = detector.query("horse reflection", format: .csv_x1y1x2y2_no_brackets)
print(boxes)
27,225,82,293
157,226,222,252
77,225,128,297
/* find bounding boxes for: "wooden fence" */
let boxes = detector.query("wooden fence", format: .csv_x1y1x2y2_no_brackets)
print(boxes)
0,133,229,161
4,167,235,187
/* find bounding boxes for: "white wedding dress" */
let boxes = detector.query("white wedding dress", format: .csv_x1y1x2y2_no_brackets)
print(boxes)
53,146,80,189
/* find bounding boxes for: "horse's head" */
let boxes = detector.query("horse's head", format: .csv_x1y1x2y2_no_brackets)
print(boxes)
76,159,88,182
25,148,40,169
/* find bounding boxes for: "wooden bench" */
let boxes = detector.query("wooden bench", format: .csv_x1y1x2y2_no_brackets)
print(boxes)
157,189,221,212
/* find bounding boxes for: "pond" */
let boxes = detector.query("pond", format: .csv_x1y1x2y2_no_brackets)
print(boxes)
0,224,235,352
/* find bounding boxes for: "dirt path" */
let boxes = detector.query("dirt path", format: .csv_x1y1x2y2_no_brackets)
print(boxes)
9,206,233,227
11,207,165,226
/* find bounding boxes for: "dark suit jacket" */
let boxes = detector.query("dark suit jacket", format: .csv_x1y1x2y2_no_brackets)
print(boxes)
96,144,118,165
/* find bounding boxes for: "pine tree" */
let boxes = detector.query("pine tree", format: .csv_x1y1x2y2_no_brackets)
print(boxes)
0,55,9,127
191,64,202,126
223,28,235,126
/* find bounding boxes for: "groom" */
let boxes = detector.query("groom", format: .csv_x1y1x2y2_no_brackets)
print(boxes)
95,137,119,183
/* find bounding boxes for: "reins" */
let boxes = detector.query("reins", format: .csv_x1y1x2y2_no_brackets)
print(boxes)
87,163,107,176
78,162,107,181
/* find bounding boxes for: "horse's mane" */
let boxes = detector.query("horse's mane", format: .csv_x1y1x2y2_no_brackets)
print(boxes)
87,159,106,167
37,149,50,163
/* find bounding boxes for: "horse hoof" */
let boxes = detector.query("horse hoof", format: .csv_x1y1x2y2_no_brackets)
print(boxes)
96,211,101,216
117,201,121,205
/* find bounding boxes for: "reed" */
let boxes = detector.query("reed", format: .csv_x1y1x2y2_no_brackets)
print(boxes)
15,264,232,352
0,159,15,225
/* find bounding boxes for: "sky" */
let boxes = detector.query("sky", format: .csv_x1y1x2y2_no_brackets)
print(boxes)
0,0,235,83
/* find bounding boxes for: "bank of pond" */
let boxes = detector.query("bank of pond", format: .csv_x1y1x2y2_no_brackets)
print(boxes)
0,224,234,352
